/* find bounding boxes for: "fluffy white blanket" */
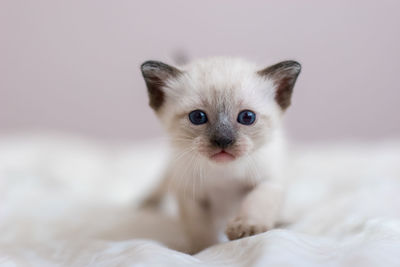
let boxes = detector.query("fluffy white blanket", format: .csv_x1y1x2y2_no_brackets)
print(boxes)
1,134,400,266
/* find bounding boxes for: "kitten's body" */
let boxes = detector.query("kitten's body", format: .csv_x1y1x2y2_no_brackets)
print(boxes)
140,57,300,253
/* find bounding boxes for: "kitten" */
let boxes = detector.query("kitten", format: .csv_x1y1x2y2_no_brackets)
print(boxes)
140,57,301,254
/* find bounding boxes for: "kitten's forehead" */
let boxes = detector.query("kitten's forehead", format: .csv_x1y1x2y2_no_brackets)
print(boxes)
169,58,274,114
183,57,258,92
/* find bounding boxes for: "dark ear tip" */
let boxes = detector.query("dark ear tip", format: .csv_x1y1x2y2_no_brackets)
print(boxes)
140,60,160,73
281,60,302,73
140,60,182,78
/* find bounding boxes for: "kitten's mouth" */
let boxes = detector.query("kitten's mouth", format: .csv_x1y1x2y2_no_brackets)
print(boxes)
210,150,235,163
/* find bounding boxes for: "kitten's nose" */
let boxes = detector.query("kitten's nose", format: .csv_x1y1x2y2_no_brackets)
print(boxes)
211,137,234,149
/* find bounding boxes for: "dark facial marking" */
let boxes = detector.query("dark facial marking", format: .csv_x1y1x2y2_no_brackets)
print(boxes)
209,113,236,149
211,136,234,149
258,60,301,111
140,60,181,110
199,197,211,210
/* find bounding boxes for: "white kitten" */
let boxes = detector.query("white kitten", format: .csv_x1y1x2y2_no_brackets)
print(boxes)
140,57,301,254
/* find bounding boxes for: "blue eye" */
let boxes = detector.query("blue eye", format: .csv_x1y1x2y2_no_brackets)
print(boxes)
189,110,208,125
237,110,256,125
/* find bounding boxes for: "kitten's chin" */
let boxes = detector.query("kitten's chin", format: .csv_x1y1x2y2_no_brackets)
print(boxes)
210,150,236,163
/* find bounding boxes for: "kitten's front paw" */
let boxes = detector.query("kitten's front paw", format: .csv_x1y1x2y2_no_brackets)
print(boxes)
225,217,269,240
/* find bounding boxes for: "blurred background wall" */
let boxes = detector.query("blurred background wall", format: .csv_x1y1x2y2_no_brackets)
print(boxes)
1,0,399,143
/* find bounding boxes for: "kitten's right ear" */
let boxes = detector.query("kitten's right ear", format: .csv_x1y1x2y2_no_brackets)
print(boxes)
258,60,301,111
141,61,182,111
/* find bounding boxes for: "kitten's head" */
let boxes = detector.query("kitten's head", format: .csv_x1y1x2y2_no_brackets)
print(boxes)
141,58,300,164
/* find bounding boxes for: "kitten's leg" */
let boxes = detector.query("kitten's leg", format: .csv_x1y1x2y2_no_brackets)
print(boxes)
225,182,284,240
178,197,218,254
139,175,170,209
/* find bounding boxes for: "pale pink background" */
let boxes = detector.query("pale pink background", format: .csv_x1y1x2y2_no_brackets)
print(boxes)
1,0,399,142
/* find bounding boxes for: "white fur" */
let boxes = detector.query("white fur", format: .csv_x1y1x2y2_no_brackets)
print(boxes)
160,58,279,128
144,57,292,253
1,135,400,266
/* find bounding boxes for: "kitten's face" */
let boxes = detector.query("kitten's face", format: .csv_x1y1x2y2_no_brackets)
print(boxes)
141,58,300,164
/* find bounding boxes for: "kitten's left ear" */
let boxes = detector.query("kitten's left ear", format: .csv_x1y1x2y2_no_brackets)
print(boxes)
258,60,301,111
141,60,182,111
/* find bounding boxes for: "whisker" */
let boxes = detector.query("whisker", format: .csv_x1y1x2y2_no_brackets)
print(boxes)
166,146,195,196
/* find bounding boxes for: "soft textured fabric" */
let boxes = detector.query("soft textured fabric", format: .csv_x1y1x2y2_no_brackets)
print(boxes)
1,134,400,266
